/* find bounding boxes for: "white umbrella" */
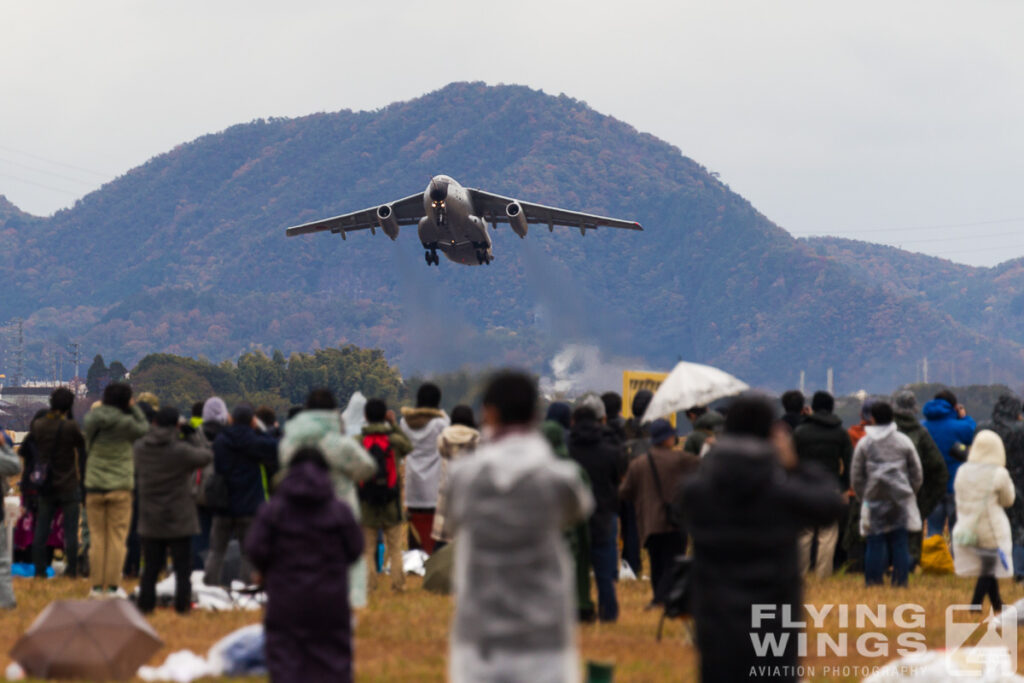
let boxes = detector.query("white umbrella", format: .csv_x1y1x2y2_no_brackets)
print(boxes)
642,361,749,423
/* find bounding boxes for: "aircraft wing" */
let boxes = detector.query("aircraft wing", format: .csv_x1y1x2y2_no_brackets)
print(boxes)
467,188,643,232
284,192,424,237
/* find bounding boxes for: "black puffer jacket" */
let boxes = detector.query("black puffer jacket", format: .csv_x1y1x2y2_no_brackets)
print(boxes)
569,419,627,542
213,425,279,518
793,411,853,489
681,436,845,683
978,394,1024,545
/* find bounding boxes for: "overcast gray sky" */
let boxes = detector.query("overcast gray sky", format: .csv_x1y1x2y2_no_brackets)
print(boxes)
2,0,1022,266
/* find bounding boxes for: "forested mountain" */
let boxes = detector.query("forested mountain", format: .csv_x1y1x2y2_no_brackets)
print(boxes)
1,82,1022,393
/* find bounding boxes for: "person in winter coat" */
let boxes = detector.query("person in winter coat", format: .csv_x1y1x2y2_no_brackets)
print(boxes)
923,389,977,537
28,387,87,579
619,389,653,577
618,418,699,604
977,394,1024,578
400,383,450,554
793,391,853,578
682,407,724,456
951,430,1015,612
279,388,375,608
0,434,22,608
892,391,948,568
358,398,413,593
682,393,846,683
134,407,213,613
780,390,808,432
432,405,480,548
540,419,594,622
192,396,229,570
448,371,593,683
245,449,364,683
83,383,149,598
569,395,627,623
851,401,923,587
205,404,279,587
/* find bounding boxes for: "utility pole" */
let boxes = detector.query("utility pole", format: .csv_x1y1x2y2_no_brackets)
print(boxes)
923,357,929,384
67,341,81,390
12,318,23,387
799,370,805,395
826,367,834,395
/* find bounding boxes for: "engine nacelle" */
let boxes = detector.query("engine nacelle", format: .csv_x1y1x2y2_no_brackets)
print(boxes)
376,204,400,240
506,202,528,238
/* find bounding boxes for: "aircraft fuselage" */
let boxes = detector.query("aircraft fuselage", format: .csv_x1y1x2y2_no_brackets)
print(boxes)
417,175,494,266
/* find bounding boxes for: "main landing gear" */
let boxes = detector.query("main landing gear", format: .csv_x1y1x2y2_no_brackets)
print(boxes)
475,249,491,265
424,249,440,266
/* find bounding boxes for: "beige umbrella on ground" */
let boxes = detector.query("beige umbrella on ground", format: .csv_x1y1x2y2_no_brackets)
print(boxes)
641,361,749,423
11,599,163,680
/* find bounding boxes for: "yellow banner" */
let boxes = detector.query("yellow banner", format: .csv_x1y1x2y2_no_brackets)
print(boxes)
622,371,676,426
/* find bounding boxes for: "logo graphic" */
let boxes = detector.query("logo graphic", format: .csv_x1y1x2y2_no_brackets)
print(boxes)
945,605,1018,676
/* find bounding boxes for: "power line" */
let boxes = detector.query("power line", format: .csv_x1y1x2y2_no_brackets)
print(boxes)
0,155,104,187
792,216,1024,237
0,170,82,196
0,143,113,178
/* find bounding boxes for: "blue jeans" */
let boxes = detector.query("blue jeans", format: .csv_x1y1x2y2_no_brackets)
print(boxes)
926,491,956,537
589,516,619,622
865,529,910,587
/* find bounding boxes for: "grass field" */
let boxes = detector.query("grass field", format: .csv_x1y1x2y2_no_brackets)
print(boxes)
2,570,1023,681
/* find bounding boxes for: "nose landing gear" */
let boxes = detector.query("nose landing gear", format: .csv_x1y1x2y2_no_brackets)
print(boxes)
475,249,491,265
424,248,440,266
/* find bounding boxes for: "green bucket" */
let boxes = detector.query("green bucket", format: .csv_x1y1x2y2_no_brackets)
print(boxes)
586,660,615,683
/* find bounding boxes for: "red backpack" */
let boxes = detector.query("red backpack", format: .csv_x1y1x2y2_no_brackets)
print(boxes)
359,433,398,505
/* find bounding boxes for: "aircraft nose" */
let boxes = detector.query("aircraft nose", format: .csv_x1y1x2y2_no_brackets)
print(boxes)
429,178,449,202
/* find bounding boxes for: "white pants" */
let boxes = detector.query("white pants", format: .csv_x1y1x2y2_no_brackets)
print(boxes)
798,523,839,579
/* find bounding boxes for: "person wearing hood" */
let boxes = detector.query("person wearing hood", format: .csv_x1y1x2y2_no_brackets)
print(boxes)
682,406,724,456
569,394,627,623
892,391,948,568
852,401,923,587
976,394,1024,578
204,403,279,587
279,388,375,608
192,397,229,571
83,382,150,598
358,398,413,594
540,419,594,622
400,383,450,554
619,389,653,577
793,391,853,578
601,392,627,445
619,418,699,604
134,406,213,614
951,430,1014,612
432,405,480,549
447,371,593,683
681,393,846,683
923,389,977,538
245,448,364,683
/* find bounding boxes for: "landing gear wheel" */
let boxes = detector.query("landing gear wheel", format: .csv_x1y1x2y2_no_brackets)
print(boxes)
431,251,440,266
425,250,432,266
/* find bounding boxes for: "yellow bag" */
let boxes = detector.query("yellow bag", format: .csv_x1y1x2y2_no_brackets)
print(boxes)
920,534,955,575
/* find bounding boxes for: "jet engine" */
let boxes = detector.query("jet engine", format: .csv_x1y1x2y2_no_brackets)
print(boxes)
376,204,400,240
506,202,528,238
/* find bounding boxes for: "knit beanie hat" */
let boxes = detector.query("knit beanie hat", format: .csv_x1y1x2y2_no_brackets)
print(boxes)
202,397,230,425
893,390,918,414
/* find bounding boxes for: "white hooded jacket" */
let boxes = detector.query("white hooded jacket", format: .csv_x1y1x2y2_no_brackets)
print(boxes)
400,407,450,508
953,430,1015,578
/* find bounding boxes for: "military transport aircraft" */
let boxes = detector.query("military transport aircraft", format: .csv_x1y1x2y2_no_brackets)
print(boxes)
284,175,643,266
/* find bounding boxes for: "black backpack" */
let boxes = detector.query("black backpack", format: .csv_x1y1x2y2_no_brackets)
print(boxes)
359,433,398,506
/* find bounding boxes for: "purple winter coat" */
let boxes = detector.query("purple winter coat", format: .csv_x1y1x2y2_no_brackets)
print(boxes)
244,461,364,683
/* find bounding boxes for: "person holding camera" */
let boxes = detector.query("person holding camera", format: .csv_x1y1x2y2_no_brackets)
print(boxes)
134,406,213,613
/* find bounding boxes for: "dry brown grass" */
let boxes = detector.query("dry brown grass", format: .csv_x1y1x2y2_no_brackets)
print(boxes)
4,570,1024,681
